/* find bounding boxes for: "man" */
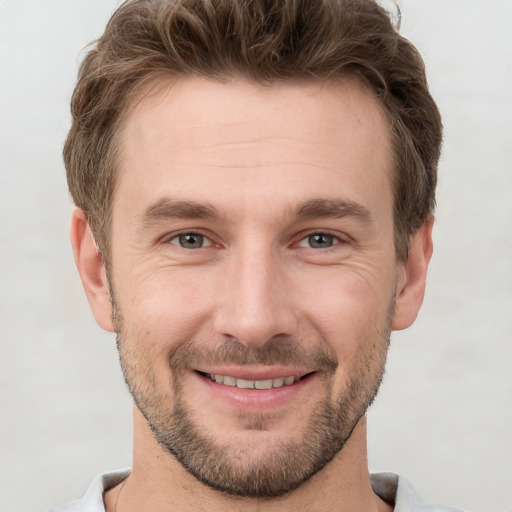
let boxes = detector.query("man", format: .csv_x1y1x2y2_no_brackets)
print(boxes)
52,0,459,510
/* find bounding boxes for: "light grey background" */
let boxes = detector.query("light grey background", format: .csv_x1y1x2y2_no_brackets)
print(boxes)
0,1,510,511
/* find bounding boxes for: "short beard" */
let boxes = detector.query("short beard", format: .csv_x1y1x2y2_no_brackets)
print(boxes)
111,286,392,498
148,361,381,497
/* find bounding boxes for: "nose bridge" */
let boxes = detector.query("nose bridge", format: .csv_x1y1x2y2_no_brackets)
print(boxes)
213,237,297,347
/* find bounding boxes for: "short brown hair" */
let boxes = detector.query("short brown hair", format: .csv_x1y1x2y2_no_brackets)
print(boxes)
64,0,442,263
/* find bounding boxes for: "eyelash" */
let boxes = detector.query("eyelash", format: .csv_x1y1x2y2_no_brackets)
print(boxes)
167,231,214,249
296,231,344,250
165,230,346,250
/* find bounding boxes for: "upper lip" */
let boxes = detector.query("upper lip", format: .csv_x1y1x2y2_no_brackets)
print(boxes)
194,366,314,381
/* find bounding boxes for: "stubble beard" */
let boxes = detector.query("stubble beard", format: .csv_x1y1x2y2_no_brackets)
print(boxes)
113,297,393,498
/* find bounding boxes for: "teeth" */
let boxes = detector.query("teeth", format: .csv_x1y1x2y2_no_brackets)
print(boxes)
254,379,273,390
237,378,254,389
272,377,284,388
223,376,236,387
207,373,299,389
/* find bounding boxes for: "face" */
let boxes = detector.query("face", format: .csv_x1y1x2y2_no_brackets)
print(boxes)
106,78,403,496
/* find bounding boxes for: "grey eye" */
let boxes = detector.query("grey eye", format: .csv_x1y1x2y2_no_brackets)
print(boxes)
176,233,206,249
307,233,335,248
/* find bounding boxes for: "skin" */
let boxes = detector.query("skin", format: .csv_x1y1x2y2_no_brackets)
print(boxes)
71,77,433,512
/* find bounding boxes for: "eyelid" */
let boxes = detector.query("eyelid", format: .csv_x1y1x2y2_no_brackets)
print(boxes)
159,229,350,249
295,230,349,248
163,230,216,248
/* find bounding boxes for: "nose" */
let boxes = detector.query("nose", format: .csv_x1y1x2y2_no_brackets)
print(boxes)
213,243,298,348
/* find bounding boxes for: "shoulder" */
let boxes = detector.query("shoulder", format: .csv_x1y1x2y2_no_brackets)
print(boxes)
371,472,465,512
49,469,130,512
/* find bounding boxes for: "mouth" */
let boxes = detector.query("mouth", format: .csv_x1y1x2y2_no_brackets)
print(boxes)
198,371,303,389
193,368,317,410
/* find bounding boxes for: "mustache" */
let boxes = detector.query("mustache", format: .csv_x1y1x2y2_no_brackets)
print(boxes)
168,337,338,375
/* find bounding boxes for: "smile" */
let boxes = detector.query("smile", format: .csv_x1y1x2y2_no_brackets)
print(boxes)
204,373,301,389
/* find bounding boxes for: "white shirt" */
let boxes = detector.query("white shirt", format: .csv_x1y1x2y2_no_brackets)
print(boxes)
49,470,464,511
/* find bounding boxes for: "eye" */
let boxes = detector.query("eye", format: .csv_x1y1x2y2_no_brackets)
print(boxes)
298,233,338,249
170,232,212,249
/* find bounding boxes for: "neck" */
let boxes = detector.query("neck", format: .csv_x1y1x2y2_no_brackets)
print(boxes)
105,407,392,512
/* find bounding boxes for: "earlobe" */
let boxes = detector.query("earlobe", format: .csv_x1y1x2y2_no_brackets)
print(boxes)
70,208,115,332
392,217,434,331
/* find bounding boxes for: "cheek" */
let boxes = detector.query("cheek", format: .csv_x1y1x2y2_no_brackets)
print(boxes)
295,264,395,360
115,264,216,350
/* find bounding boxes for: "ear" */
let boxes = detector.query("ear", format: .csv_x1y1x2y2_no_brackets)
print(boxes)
70,208,114,332
392,217,434,331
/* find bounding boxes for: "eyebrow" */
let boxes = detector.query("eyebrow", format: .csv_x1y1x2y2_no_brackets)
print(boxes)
294,198,372,224
138,196,372,228
139,198,220,227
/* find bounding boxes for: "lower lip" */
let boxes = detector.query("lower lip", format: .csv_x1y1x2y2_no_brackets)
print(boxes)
193,371,316,411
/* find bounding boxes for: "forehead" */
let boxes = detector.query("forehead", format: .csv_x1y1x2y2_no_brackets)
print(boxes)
115,77,393,219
